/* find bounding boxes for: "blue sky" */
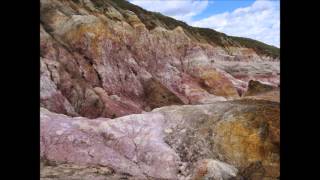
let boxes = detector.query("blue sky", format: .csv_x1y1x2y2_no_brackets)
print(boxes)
193,0,255,20
129,0,280,47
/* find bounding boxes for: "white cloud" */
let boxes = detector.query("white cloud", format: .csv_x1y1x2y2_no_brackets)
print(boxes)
191,0,280,47
129,0,209,23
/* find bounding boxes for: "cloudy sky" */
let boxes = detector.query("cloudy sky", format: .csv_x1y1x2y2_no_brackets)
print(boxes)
129,0,280,47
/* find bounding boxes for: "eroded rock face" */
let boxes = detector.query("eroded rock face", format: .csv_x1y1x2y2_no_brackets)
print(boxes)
144,78,184,109
40,0,280,118
240,80,280,102
41,99,279,179
40,0,280,179
40,108,179,179
40,58,78,117
214,60,280,88
245,80,278,96
40,161,117,180
192,159,238,180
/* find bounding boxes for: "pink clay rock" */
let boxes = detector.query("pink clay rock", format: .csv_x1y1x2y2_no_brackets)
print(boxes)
40,0,279,118
40,1,280,179
41,99,279,179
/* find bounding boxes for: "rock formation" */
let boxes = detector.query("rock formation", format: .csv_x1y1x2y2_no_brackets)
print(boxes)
41,100,279,179
40,0,279,118
40,0,280,179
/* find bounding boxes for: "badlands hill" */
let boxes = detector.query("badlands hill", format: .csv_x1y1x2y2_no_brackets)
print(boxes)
40,0,280,179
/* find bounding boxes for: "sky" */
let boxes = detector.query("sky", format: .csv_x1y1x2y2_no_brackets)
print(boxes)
129,0,280,47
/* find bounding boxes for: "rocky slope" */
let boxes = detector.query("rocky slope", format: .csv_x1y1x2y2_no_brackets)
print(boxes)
40,0,280,179
40,0,279,118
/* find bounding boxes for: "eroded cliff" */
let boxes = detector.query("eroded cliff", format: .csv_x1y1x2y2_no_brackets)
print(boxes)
40,0,279,118
40,0,280,179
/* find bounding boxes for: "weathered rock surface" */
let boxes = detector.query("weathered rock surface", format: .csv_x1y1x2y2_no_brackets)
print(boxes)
40,161,118,180
40,0,280,118
41,99,279,179
239,80,280,102
214,60,280,92
192,159,238,180
40,1,280,179
243,89,280,103
245,80,278,96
